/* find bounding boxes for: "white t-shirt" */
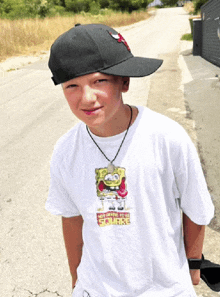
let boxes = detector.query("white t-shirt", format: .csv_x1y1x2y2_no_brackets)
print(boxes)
46,106,214,297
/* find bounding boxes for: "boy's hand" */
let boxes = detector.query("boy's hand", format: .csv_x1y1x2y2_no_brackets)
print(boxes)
190,269,201,285
62,216,83,289
183,213,205,286
72,274,77,289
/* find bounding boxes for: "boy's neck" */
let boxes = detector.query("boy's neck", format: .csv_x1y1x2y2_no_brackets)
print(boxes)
89,104,138,137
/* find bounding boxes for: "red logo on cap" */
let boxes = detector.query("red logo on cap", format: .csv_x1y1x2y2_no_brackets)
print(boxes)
109,32,131,52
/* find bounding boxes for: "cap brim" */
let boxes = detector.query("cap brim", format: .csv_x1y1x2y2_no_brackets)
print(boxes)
100,56,163,77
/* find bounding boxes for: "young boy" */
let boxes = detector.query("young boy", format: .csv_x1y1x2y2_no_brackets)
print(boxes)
46,24,214,297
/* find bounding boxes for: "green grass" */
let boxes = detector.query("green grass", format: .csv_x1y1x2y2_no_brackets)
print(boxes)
181,33,193,41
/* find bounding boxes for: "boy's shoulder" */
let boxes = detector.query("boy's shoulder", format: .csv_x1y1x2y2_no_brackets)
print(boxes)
52,121,85,160
142,107,187,138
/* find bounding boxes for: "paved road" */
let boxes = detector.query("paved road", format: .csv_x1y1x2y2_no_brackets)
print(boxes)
1,8,218,297
182,54,220,233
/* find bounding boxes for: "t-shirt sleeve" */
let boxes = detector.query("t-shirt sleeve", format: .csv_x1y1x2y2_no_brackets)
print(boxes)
173,128,214,225
45,151,81,218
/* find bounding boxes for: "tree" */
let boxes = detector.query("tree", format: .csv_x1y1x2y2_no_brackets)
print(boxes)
194,0,209,14
161,0,178,6
65,0,91,12
0,0,52,18
23,0,52,17
109,0,149,12
51,0,66,6
0,0,22,16
99,0,110,9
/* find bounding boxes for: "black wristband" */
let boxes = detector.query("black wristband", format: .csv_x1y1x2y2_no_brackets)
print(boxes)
188,258,203,270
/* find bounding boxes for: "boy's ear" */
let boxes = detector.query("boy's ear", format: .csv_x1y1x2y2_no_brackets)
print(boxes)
122,77,130,92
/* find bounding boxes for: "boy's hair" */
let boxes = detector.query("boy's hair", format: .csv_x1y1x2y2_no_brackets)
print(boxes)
48,23,163,85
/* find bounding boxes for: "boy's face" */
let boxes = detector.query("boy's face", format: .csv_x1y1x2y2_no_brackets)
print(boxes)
62,72,129,135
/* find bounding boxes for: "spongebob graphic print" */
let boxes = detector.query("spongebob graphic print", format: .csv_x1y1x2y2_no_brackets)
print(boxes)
95,166,130,227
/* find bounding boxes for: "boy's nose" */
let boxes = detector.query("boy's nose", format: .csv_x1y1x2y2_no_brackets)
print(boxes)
82,86,97,102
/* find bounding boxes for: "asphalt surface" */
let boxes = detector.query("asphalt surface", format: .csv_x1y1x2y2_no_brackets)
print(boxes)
183,54,220,233
0,7,220,297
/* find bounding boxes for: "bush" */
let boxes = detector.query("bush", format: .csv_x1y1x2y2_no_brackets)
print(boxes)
0,0,150,19
161,0,178,6
99,0,110,9
0,0,22,17
89,1,101,15
194,0,209,14
65,0,90,12
0,0,53,19
52,4,66,14
109,0,149,12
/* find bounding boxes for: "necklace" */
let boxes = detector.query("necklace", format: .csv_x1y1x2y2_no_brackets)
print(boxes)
86,105,133,173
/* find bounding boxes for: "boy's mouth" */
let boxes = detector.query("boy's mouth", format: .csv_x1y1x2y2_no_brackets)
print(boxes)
82,106,102,115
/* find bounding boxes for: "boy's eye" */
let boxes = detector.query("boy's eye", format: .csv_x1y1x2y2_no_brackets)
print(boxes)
66,84,77,89
97,79,107,83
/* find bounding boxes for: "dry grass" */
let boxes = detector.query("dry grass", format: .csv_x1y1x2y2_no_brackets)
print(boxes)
184,2,195,14
0,10,150,62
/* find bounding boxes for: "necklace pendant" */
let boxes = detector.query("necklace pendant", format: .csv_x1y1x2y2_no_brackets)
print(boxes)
108,162,115,173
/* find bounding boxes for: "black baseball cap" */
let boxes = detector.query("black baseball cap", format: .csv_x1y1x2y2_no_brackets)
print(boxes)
49,23,163,85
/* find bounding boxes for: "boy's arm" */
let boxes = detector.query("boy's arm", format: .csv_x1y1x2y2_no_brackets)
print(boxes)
183,213,205,286
62,215,83,289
